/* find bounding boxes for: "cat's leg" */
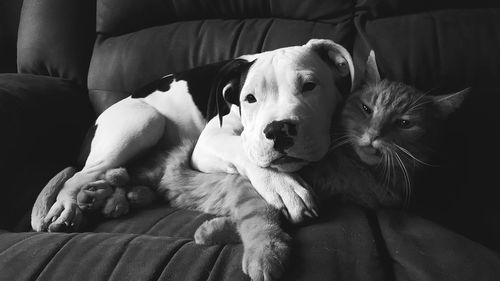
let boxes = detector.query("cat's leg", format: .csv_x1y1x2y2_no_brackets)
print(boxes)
194,217,241,245
200,177,291,281
102,186,130,218
127,185,158,207
160,143,291,281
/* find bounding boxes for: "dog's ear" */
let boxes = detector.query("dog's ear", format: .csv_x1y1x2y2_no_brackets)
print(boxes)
305,39,355,92
214,59,254,126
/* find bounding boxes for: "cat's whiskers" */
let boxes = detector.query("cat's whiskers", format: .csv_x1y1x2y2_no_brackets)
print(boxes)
381,150,392,189
392,143,436,167
407,87,435,112
393,149,412,206
329,134,357,151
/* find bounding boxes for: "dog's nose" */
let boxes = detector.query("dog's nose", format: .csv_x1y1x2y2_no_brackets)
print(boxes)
263,120,297,153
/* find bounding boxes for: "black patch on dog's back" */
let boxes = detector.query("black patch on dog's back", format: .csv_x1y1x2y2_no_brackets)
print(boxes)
129,59,252,121
131,74,175,98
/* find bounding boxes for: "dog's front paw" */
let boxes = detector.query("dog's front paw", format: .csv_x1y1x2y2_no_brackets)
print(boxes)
249,169,318,224
43,198,83,232
242,233,291,281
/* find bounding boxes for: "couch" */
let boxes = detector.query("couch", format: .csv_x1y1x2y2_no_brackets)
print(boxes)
1,0,500,280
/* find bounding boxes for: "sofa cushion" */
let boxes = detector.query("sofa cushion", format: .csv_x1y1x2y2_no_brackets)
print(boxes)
88,18,353,113
96,0,354,36
0,0,23,73
354,9,500,91
17,0,96,86
0,74,93,230
4,203,500,281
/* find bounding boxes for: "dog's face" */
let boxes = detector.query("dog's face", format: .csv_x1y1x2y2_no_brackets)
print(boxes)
219,39,354,172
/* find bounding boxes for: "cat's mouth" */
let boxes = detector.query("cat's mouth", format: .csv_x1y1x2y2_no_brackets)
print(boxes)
355,145,383,165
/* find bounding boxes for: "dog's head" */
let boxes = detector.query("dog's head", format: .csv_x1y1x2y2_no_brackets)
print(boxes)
216,39,354,172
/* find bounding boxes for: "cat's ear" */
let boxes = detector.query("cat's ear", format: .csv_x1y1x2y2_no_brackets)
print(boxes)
432,88,470,118
365,50,381,85
352,50,381,90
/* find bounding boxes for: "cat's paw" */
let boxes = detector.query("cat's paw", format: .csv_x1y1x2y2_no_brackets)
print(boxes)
194,217,240,245
249,168,318,224
102,187,130,218
43,198,84,232
242,233,291,281
127,185,156,207
76,180,114,211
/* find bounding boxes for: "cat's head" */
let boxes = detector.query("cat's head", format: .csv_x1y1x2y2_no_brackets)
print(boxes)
340,51,469,169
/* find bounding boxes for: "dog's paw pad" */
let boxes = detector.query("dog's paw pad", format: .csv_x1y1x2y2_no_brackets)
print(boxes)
77,180,113,211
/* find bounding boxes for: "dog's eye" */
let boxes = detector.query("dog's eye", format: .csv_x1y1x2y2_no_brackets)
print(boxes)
361,103,372,114
302,82,316,92
244,94,257,103
396,119,413,129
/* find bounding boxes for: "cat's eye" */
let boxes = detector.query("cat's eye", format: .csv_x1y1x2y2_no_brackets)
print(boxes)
361,103,372,114
244,94,257,103
396,119,413,129
302,82,316,92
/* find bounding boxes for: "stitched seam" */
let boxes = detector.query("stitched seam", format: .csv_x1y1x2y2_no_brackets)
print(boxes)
230,21,245,57
152,239,192,281
258,19,274,52
33,234,77,281
0,233,39,255
206,244,228,281
100,234,139,281
145,209,180,235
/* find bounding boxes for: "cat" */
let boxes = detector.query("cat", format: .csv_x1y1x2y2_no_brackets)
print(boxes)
85,51,469,281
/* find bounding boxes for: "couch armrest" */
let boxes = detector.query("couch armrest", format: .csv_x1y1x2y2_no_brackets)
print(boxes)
0,74,94,230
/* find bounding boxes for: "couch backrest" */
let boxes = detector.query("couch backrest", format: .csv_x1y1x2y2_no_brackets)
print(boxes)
87,0,356,113
0,0,23,73
14,0,500,115
16,0,96,86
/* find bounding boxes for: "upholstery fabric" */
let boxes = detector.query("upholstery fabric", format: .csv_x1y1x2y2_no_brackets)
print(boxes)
88,18,353,113
16,0,96,86
0,74,93,230
0,0,23,73
3,203,500,281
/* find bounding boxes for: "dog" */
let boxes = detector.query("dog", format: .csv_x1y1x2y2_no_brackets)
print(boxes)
31,39,354,232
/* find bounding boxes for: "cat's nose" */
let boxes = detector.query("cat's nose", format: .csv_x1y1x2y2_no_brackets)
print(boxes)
264,120,297,153
359,130,380,148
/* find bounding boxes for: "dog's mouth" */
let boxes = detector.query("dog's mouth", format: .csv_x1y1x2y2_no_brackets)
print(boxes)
271,155,304,165
269,155,308,172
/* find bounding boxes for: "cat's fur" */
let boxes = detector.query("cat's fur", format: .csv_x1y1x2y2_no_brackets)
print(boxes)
95,51,469,281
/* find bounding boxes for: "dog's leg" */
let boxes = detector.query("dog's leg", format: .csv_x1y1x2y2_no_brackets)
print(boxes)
192,109,318,224
41,98,166,232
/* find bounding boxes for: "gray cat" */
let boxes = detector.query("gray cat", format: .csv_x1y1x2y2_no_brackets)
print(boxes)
84,51,469,281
